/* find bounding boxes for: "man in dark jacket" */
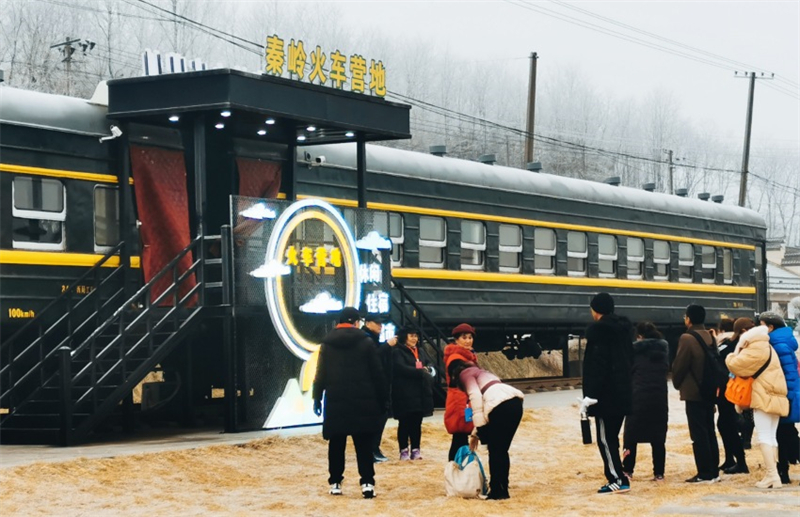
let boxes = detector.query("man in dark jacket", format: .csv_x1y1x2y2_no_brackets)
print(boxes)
313,307,388,499
582,292,633,494
363,313,396,463
672,303,720,483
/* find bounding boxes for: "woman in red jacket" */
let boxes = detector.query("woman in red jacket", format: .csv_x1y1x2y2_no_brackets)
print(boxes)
444,323,479,461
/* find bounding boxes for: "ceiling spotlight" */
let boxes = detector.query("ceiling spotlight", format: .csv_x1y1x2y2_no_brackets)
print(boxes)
257,129,267,136
168,115,180,122
220,110,232,118
215,122,225,129
345,131,355,138
266,118,276,125
297,135,306,142
306,125,316,132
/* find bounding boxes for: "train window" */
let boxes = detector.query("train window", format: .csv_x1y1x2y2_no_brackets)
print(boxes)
701,246,716,284
94,186,120,250
11,176,66,251
723,249,733,284
598,235,617,278
653,241,670,281
534,228,556,274
419,216,446,268
627,237,644,279
678,243,694,282
460,220,485,270
389,213,404,267
567,231,587,276
499,224,522,273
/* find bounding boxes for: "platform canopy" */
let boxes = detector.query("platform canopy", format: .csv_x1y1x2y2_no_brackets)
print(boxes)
106,68,411,145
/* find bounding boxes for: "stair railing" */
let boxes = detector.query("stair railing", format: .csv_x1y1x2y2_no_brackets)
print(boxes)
0,242,127,410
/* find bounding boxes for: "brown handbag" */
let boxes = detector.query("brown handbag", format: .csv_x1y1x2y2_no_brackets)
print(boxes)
725,347,772,408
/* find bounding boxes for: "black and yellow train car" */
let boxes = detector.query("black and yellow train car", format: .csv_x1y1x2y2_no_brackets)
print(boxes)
0,87,139,334
295,143,768,350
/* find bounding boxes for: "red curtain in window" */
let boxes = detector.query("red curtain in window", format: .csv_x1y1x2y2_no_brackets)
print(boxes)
234,158,281,232
130,145,196,306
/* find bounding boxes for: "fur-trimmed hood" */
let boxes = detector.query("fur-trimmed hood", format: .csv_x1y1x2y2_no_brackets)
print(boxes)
738,324,770,348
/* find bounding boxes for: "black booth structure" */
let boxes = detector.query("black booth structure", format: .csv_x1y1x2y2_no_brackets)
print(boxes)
106,69,411,433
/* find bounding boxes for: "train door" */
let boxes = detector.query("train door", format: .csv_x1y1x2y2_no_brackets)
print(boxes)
754,244,767,314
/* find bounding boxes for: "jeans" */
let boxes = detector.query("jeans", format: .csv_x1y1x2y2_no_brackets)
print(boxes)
327,433,375,485
686,400,719,479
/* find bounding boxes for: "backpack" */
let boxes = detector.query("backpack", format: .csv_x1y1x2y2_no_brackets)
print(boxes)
687,330,728,403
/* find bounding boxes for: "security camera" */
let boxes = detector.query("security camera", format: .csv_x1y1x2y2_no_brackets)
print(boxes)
314,155,326,165
99,125,123,143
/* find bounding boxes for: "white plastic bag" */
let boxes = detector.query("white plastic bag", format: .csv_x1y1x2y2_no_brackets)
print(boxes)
444,445,488,498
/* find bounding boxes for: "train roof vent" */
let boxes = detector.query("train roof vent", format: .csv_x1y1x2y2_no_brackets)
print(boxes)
604,176,621,186
643,182,656,192
478,154,496,165
675,188,688,197
712,194,724,203
698,192,711,201
526,161,543,172
429,145,447,157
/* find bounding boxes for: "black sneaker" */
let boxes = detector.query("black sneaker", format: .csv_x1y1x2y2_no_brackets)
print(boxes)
685,475,720,484
723,463,749,475
361,483,375,499
373,452,388,463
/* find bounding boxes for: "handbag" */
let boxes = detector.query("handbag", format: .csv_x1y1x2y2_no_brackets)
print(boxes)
444,445,488,498
725,347,772,408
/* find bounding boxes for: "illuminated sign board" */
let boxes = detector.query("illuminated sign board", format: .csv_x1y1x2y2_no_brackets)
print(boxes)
264,34,387,97
245,199,394,428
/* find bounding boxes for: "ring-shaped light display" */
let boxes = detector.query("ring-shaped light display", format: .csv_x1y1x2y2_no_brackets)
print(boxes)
264,199,361,360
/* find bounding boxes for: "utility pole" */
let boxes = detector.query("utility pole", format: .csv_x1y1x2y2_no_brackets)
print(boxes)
735,71,773,207
663,149,674,194
524,52,538,165
50,37,95,96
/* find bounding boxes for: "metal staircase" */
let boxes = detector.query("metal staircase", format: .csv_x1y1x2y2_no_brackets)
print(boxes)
0,236,216,445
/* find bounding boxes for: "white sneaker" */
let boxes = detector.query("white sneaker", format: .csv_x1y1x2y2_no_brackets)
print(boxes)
361,483,375,499
329,483,342,495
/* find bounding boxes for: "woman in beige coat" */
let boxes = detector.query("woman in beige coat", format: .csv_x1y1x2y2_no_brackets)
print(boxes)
725,325,789,489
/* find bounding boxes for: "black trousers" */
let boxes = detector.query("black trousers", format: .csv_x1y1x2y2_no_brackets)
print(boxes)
482,397,523,496
686,400,719,479
622,441,666,477
596,413,626,484
717,397,745,465
397,412,424,450
327,433,375,486
373,415,388,454
449,432,470,461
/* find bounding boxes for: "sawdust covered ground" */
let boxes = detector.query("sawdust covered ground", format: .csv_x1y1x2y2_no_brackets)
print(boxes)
1,390,794,517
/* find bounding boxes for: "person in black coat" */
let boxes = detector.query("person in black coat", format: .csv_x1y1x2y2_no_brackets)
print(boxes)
622,322,669,481
582,292,634,494
313,307,388,499
362,313,397,463
715,317,754,474
391,327,434,460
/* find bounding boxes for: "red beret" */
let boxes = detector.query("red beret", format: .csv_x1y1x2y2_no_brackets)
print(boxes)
451,323,476,337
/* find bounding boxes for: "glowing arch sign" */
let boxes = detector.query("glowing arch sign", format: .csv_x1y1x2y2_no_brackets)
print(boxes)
263,199,361,361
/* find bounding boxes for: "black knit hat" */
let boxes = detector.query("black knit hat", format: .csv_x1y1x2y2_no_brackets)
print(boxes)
339,307,362,324
590,292,614,315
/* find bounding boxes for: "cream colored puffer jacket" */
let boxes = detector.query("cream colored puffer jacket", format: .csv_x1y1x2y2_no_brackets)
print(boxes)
725,325,789,416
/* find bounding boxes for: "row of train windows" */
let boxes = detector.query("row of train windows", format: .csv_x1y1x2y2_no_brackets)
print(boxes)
11,177,119,251
370,213,735,284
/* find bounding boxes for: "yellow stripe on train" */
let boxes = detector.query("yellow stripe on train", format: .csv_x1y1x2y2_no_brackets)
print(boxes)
0,250,141,269
391,268,756,294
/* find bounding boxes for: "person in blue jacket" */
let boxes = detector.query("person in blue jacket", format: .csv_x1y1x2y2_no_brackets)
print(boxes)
759,311,800,485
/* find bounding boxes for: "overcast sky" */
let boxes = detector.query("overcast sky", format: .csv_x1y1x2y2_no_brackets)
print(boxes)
330,0,799,153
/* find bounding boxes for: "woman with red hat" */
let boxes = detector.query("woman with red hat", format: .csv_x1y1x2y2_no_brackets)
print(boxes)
444,323,479,461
